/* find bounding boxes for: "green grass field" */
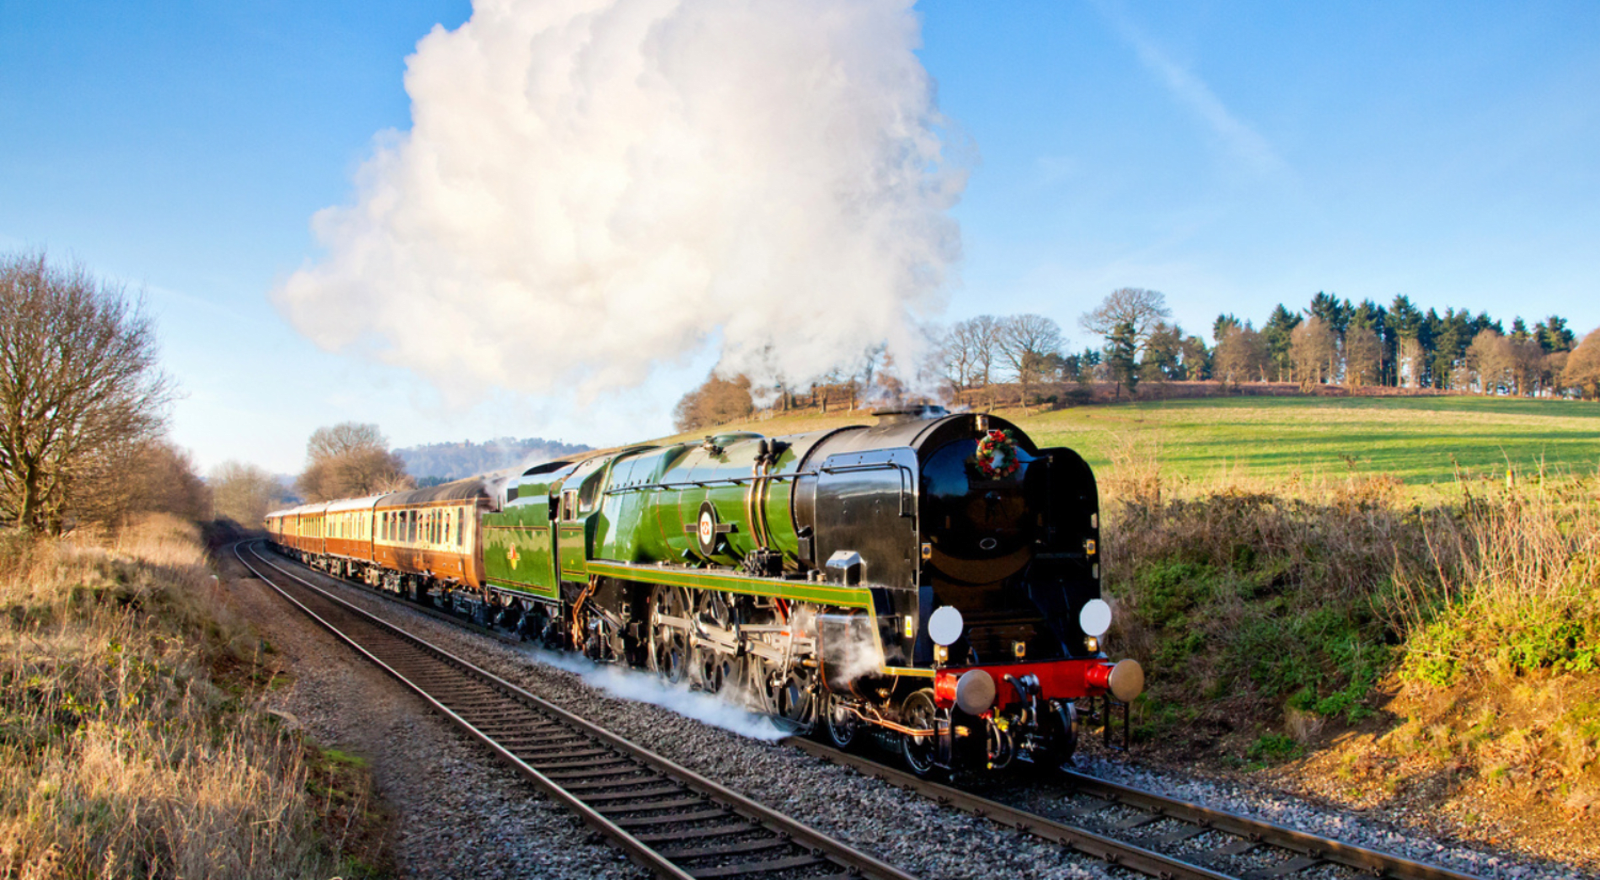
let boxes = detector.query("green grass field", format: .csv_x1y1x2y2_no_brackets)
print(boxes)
661,395,1600,485
1018,396,1600,484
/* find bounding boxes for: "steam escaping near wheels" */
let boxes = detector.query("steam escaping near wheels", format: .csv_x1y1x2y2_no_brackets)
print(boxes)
273,0,965,407
520,645,788,742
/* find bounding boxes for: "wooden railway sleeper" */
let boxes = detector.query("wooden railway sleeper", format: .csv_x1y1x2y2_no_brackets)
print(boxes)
557,772,655,790
613,807,730,828
635,823,756,845
689,854,826,879
514,746,612,761
529,756,637,773
541,765,644,782
656,838,791,860
581,785,683,804
593,796,705,816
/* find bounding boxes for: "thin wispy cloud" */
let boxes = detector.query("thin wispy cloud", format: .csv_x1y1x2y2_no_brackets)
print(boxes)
1094,1,1289,179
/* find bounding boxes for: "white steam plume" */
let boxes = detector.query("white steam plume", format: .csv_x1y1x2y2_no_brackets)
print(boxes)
275,0,964,403
522,646,786,741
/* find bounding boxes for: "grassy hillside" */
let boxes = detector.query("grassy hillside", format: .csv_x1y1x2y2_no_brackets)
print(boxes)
660,395,1600,485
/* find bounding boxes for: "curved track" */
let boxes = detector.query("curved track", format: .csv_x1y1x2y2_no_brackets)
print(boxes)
788,738,1488,880
235,541,918,880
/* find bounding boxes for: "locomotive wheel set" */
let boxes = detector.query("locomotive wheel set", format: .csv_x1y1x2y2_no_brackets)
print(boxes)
265,407,1144,775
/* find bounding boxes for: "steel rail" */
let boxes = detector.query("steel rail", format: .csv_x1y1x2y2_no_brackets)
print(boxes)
788,738,1232,880
787,739,1489,880
236,541,918,880
1058,770,1487,880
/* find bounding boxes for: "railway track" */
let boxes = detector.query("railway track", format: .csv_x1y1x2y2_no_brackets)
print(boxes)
788,738,1489,880
241,542,1491,880
234,541,919,880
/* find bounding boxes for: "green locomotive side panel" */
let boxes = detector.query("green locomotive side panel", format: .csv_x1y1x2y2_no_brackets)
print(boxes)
592,447,676,562
483,477,562,601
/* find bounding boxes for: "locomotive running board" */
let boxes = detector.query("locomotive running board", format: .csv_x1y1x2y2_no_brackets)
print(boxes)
585,560,873,608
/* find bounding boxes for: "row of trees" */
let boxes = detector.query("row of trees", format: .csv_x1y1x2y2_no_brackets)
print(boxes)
932,287,1599,402
1209,293,1590,395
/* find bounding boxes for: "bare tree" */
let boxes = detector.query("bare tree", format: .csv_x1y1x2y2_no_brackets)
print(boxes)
998,314,1063,409
1505,338,1539,396
296,422,412,502
211,460,285,528
1397,336,1426,388
673,372,755,432
1466,329,1516,395
307,423,387,462
0,251,175,533
940,315,1003,392
1343,325,1383,388
1563,327,1600,400
1079,288,1173,343
66,438,209,529
1290,316,1337,390
1213,324,1268,385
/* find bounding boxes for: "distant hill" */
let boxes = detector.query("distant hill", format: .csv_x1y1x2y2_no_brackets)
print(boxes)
396,437,592,483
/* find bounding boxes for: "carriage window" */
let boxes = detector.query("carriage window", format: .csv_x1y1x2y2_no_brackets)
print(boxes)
457,506,466,546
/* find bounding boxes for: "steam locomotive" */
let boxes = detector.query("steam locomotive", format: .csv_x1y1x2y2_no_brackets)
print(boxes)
265,407,1143,775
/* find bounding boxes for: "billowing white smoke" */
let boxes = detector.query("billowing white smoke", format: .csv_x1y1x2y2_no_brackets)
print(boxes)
275,0,963,403
522,646,787,741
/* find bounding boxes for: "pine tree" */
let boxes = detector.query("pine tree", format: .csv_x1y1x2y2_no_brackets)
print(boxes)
1107,321,1139,399
1262,305,1301,381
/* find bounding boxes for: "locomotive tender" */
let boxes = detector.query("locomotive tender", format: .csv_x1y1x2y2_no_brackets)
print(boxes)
265,407,1143,774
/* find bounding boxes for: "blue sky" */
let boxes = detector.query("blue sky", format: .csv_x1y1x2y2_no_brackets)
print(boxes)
3,1,1596,474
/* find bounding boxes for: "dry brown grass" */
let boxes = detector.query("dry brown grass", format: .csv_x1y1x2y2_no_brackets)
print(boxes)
0,515,373,879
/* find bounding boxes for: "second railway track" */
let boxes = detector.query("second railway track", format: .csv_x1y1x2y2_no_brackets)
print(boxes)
235,540,918,880
787,738,1490,880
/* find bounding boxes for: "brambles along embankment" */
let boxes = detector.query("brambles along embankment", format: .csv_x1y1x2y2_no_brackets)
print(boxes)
0,516,385,879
